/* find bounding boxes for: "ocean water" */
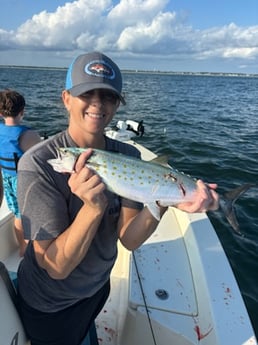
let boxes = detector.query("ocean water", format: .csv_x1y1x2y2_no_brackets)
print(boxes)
1,66,258,334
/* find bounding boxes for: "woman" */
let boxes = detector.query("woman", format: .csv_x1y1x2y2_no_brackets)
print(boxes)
17,51,219,345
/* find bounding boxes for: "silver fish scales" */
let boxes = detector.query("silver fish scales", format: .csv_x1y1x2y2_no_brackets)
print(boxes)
48,147,255,234
48,147,197,207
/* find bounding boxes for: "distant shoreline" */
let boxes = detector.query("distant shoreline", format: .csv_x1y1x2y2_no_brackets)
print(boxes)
0,64,257,78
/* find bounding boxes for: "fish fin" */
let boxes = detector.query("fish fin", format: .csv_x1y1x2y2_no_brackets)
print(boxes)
146,203,161,220
219,183,256,235
87,162,101,169
150,155,171,167
47,159,74,173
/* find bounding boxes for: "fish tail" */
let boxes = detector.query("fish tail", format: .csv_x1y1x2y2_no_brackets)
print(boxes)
219,183,256,235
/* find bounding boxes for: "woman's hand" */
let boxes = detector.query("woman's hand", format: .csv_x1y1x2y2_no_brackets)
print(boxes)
68,149,108,211
176,180,219,213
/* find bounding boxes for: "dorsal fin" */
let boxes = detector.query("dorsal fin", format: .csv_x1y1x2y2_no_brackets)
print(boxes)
150,155,171,167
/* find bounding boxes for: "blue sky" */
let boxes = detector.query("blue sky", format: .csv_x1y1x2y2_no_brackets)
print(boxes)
0,0,258,73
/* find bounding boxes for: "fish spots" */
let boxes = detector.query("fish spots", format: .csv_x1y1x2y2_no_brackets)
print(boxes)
137,175,145,185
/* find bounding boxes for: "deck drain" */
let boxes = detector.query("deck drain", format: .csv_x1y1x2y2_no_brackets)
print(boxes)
155,289,169,300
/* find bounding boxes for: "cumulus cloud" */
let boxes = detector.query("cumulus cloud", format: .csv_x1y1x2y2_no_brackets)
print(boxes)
0,29,15,49
117,12,178,50
14,0,110,49
0,0,258,71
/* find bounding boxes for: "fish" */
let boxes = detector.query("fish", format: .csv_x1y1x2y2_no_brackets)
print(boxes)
47,147,255,235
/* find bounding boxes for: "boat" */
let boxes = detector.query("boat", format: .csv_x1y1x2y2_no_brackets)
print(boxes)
104,120,144,141
0,139,257,345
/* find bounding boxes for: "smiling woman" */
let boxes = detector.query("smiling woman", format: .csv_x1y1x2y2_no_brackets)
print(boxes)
13,50,219,345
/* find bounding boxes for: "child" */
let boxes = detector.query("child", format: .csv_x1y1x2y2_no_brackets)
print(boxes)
0,89,41,256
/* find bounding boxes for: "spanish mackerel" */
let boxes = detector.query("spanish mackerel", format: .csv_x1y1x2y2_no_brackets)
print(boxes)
47,147,254,234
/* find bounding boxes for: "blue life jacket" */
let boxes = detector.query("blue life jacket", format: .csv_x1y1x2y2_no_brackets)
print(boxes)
0,124,29,176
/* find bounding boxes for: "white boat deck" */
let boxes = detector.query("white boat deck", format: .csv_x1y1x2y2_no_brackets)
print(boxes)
130,210,196,316
96,206,257,345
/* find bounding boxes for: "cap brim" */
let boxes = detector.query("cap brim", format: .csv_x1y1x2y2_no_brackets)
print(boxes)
68,83,126,105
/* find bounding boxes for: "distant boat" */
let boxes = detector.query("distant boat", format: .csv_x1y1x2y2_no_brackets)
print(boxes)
105,119,144,141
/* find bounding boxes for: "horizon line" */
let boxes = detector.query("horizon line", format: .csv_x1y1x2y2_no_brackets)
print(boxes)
0,64,257,77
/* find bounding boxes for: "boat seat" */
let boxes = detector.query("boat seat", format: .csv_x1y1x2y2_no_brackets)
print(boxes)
0,262,18,309
0,261,29,345
0,262,99,345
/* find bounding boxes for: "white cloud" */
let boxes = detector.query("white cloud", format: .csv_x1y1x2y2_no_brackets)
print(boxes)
117,12,179,50
14,0,111,49
108,0,169,25
0,29,16,49
223,47,258,59
0,0,258,72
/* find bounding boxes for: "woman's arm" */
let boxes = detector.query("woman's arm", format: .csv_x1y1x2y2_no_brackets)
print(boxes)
118,179,219,251
33,151,108,280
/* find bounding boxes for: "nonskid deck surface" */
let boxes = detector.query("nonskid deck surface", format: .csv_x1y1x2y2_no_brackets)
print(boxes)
95,206,258,345
95,208,197,344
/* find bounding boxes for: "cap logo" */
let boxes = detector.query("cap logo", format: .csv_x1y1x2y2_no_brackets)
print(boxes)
85,60,115,80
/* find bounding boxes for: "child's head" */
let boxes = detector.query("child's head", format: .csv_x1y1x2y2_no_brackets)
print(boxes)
0,89,26,118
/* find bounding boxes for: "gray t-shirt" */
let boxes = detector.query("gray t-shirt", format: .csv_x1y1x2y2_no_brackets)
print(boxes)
17,130,142,312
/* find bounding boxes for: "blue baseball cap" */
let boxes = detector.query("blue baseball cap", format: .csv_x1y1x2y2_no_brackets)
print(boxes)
65,51,125,105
